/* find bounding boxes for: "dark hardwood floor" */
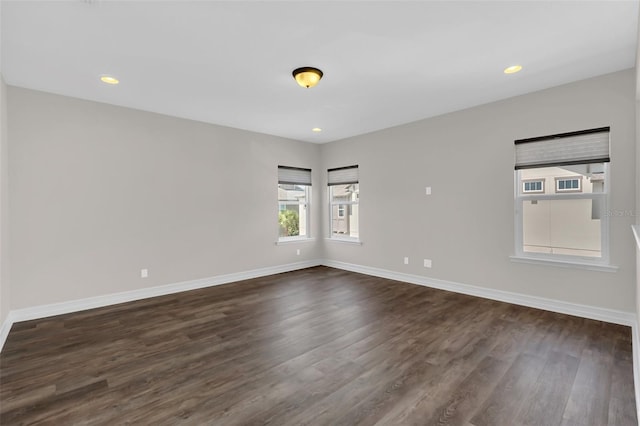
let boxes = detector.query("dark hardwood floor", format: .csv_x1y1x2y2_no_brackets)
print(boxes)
0,266,636,425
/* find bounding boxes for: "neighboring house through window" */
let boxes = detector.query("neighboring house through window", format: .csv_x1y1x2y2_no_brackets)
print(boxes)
328,165,359,240
278,166,311,240
514,127,610,264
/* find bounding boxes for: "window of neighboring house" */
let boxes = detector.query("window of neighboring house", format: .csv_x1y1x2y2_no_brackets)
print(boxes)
555,177,581,193
522,179,544,194
278,166,311,240
514,127,610,265
328,165,359,240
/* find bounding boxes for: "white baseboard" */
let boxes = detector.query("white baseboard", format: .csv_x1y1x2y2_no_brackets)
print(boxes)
0,311,14,353
0,259,322,352
322,260,636,326
0,258,636,353
2,257,638,416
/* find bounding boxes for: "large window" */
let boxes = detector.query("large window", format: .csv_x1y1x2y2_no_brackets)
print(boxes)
328,165,359,240
514,127,610,264
278,166,311,240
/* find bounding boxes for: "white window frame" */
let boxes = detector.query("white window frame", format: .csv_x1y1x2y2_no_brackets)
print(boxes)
329,184,359,242
522,179,544,194
514,163,610,267
327,165,360,242
278,166,312,243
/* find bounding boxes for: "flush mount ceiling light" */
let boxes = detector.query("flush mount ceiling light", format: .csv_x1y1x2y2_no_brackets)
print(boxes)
100,75,119,85
292,67,323,88
312,127,322,133
504,65,523,74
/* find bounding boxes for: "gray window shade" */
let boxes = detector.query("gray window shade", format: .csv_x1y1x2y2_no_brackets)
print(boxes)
328,165,359,186
278,166,311,185
514,127,610,170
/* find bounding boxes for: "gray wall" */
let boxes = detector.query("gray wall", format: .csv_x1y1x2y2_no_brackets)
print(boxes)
4,69,637,315
8,87,322,309
0,76,8,325
322,69,636,313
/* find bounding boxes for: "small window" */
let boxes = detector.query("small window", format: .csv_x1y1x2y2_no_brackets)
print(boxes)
522,179,544,193
328,166,359,240
278,166,311,240
555,177,581,193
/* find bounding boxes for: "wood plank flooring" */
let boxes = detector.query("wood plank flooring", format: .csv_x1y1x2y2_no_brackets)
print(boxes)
0,266,636,425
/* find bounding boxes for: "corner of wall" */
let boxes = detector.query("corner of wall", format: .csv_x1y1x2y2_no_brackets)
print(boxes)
634,8,640,417
0,73,9,341
0,310,12,352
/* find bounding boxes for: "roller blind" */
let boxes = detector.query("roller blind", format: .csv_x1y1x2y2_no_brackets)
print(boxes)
514,127,610,170
328,165,359,186
278,166,311,185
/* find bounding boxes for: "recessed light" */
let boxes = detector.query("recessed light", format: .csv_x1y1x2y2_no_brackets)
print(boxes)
312,128,322,133
504,65,523,74
100,75,119,85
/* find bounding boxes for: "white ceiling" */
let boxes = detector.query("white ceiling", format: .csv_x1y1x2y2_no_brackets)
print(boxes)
2,1,638,143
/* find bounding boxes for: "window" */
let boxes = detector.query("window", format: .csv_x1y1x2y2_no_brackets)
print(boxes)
522,179,544,193
278,166,311,240
328,165,359,240
555,177,581,193
514,127,610,264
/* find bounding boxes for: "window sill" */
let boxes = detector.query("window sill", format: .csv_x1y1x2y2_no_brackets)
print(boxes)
325,237,363,246
509,255,618,273
275,238,315,246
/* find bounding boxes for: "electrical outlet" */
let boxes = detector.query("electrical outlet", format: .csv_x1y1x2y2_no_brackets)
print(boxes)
404,257,409,265
296,249,301,256
426,186,432,195
141,268,148,278
424,259,432,268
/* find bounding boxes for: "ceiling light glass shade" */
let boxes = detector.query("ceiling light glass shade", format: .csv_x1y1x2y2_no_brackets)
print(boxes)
292,67,323,88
